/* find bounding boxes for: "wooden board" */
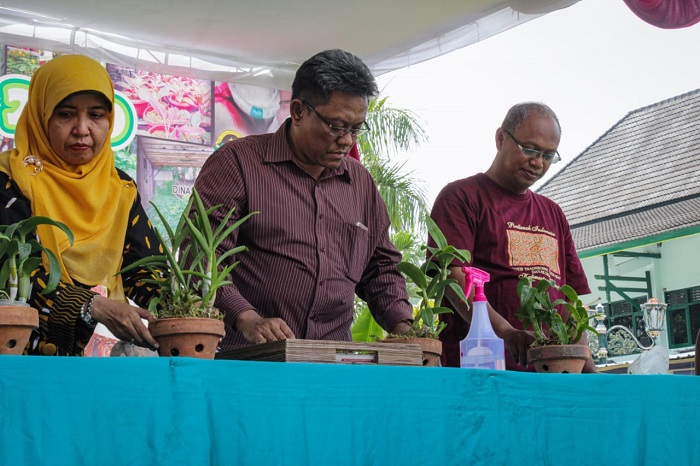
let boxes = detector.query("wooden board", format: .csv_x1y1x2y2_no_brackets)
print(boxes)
216,339,423,366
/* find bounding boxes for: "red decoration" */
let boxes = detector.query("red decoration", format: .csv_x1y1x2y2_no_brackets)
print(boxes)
348,143,361,161
623,0,700,29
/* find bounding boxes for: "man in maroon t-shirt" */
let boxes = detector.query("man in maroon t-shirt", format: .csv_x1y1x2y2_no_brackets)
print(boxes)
430,102,595,372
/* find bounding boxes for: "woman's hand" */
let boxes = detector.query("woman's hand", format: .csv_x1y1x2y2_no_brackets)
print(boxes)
90,296,159,350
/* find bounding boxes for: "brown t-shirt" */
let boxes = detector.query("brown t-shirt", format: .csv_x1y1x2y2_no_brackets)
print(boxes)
431,173,590,370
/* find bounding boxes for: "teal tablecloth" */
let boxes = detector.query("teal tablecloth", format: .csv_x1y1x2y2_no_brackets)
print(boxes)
1,356,698,465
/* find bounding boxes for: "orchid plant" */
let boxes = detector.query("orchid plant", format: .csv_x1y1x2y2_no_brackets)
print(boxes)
0,217,73,304
516,276,597,346
119,188,256,319
393,216,471,339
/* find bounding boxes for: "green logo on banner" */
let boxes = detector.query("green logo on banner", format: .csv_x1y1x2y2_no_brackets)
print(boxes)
0,74,136,149
112,91,137,150
0,74,30,139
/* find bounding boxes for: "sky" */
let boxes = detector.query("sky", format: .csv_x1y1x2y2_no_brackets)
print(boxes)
375,0,700,207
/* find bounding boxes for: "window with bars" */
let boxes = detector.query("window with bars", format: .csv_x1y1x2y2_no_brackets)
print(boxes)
664,286,700,349
602,296,651,348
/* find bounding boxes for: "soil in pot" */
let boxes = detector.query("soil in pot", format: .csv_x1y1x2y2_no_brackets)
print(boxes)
149,318,225,359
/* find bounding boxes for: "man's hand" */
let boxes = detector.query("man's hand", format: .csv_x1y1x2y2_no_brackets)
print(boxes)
390,320,412,335
501,327,535,366
235,309,295,344
90,296,159,350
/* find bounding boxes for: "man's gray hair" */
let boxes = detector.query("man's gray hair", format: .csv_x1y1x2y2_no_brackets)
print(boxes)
501,102,561,134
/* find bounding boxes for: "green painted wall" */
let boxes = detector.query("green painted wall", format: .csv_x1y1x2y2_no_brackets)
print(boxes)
579,233,700,352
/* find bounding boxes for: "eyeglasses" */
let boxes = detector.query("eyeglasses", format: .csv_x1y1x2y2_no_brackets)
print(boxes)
503,129,561,164
303,101,371,138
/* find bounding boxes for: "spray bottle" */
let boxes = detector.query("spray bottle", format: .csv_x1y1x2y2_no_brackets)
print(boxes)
460,266,505,370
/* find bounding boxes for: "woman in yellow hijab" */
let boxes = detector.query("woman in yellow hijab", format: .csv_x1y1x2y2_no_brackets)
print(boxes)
0,54,162,355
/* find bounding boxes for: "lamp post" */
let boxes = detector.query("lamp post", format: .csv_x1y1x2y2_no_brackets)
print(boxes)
640,298,667,344
592,297,667,366
591,305,609,365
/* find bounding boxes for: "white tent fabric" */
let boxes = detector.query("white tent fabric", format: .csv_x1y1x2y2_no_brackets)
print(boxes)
0,0,579,89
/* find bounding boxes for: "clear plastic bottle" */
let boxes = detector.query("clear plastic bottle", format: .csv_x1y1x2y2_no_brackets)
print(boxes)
460,267,505,370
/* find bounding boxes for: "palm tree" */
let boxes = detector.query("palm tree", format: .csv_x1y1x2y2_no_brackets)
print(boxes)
352,96,430,341
358,97,429,234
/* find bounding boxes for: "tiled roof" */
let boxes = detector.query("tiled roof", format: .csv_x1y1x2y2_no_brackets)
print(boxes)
570,196,700,252
537,89,700,253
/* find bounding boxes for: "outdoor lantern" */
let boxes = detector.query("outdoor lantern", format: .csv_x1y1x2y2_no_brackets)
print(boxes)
641,297,667,343
594,303,608,335
593,303,609,364
593,298,667,364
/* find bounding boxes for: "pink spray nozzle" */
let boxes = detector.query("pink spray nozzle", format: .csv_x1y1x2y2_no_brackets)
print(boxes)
461,266,490,302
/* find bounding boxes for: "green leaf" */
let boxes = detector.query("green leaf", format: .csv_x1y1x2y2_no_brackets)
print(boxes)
16,216,74,245
447,281,468,307
425,216,448,250
351,308,386,342
515,276,593,346
117,187,254,318
431,306,454,315
397,261,428,290
0,215,75,301
560,284,578,302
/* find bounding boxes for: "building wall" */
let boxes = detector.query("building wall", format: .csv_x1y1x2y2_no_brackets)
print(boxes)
579,233,700,356
656,235,700,292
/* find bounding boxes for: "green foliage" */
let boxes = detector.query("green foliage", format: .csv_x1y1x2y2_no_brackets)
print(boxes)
393,216,471,339
147,191,189,244
351,306,387,342
358,96,429,235
352,231,421,343
119,188,256,318
350,95,431,339
364,158,429,234
361,97,428,161
516,276,597,346
144,174,192,244
0,217,73,303
391,230,424,269
6,48,42,76
114,145,137,179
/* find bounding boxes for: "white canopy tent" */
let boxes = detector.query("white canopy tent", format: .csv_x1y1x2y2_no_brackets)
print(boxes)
0,0,579,88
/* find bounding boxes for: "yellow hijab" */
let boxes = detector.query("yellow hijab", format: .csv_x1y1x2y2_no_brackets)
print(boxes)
0,54,136,301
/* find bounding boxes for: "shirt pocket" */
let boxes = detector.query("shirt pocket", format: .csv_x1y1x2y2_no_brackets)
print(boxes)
344,221,370,282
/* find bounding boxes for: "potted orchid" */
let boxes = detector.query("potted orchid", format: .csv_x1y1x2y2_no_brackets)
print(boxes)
0,216,73,354
381,216,471,366
120,188,255,358
516,276,597,373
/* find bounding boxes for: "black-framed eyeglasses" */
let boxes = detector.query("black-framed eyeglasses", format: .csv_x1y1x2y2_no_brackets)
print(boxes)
503,129,561,164
303,101,371,138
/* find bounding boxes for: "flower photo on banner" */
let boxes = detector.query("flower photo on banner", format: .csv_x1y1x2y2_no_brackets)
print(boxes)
109,64,212,145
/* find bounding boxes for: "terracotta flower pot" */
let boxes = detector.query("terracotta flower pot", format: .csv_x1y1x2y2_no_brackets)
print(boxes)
0,304,39,355
528,344,590,373
149,318,225,359
381,337,442,366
